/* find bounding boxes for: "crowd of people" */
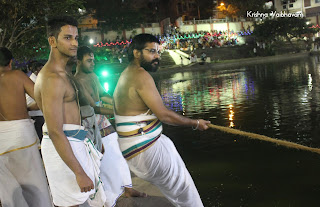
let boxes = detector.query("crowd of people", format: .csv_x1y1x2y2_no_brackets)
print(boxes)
92,29,249,64
0,16,210,207
158,30,241,50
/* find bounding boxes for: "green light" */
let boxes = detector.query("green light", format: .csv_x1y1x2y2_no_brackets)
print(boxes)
104,82,109,92
102,71,108,77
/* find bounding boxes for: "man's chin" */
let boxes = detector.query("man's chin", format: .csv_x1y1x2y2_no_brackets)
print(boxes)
146,66,159,72
152,66,159,72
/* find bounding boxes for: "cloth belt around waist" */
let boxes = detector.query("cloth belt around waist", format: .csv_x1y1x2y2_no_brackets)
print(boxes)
116,119,160,138
116,119,162,160
43,130,88,141
100,125,116,137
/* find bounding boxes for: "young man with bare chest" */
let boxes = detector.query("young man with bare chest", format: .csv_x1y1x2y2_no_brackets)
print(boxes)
113,34,210,207
34,16,105,207
75,46,146,207
0,47,52,206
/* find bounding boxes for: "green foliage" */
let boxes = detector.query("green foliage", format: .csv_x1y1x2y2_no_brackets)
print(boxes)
253,17,317,52
187,0,216,19
253,17,316,42
225,0,268,18
0,0,85,59
93,0,147,33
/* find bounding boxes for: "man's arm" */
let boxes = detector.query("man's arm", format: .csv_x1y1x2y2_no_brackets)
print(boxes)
76,77,113,115
27,102,39,111
94,74,113,105
20,71,40,111
41,76,93,192
94,106,113,116
136,70,210,130
21,70,36,100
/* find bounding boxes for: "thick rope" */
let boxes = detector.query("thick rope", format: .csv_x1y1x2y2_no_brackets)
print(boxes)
208,124,320,154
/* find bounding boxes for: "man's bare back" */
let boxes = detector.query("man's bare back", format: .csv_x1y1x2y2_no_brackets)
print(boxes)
113,65,153,116
0,70,34,121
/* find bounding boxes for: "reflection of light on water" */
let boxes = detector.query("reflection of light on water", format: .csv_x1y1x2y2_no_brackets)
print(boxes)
160,71,253,115
308,74,313,91
229,104,235,127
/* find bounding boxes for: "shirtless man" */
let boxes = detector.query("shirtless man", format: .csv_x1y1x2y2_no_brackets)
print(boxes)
34,16,104,207
75,46,146,207
0,47,52,206
113,34,210,207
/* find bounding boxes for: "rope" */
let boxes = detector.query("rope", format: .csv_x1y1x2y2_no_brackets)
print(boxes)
207,124,320,155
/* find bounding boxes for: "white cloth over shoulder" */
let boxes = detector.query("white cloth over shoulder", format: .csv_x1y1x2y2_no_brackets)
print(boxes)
115,113,204,207
41,123,105,207
0,119,52,207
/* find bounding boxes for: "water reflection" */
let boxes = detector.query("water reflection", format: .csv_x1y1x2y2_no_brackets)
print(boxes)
228,104,235,128
155,56,320,206
158,57,320,145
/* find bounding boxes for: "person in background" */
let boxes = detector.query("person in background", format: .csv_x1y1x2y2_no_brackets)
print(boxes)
74,46,146,207
0,47,52,207
113,34,210,207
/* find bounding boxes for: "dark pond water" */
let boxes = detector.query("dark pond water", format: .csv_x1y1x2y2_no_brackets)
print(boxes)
154,57,320,207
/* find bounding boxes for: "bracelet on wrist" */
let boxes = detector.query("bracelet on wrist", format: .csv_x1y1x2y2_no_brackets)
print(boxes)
192,119,200,130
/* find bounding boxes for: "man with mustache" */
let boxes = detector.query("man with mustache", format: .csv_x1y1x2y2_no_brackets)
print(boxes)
74,46,146,207
35,16,105,207
113,33,210,207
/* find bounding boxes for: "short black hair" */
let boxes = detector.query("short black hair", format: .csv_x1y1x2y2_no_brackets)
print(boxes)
0,47,13,67
77,46,93,61
128,33,160,62
47,16,78,38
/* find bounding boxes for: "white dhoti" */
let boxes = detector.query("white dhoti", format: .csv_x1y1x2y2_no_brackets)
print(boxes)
0,119,52,207
41,124,105,207
81,105,132,207
97,114,133,207
115,113,204,207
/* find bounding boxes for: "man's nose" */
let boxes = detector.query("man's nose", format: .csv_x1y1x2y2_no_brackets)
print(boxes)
72,39,78,46
154,53,160,58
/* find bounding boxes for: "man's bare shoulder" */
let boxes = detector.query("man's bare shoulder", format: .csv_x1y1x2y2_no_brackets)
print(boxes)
0,70,29,84
125,66,152,82
4,70,26,78
36,67,65,89
135,67,154,85
74,72,95,82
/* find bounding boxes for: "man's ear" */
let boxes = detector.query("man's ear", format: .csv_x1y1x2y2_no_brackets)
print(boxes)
133,49,141,59
77,59,81,66
48,36,57,48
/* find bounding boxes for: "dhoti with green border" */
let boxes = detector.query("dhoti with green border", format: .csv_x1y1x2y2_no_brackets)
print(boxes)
42,123,106,207
115,113,204,207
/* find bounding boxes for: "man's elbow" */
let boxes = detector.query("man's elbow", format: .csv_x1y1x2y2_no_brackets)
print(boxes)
156,111,172,123
47,130,64,141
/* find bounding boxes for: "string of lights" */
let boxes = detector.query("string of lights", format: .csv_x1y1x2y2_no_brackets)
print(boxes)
93,30,253,47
